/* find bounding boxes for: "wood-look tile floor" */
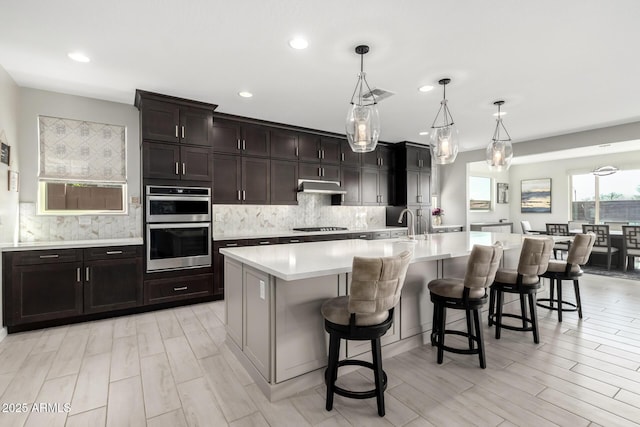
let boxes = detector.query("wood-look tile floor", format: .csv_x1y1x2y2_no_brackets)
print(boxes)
2,273,640,426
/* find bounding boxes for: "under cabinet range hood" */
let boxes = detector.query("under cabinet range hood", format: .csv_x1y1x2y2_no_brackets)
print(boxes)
297,179,347,195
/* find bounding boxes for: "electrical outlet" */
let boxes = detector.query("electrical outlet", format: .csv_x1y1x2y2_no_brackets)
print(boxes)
259,280,265,300
131,196,140,204
78,217,91,225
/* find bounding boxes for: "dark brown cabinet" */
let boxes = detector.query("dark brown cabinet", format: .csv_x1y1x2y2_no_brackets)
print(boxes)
144,273,213,305
270,129,298,160
213,240,248,298
299,162,340,181
298,134,341,164
406,145,431,170
143,142,212,182
271,160,298,205
362,169,394,205
212,118,270,157
138,99,213,147
212,154,270,204
406,170,431,205
83,246,143,314
4,246,143,330
332,166,361,206
363,145,394,169
340,139,362,167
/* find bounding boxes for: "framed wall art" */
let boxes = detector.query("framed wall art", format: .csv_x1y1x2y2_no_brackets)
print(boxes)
0,142,9,166
521,178,551,213
497,182,509,204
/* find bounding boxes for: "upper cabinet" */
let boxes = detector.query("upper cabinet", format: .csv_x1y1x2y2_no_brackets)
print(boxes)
405,145,431,170
340,139,362,167
212,117,270,157
298,134,341,164
135,90,216,147
363,144,394,169
270,129,298,160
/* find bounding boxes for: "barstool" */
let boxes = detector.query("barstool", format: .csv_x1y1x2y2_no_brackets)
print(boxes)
537,233,596,322
428,243,503,369
488,237,554,343
321,250,411,417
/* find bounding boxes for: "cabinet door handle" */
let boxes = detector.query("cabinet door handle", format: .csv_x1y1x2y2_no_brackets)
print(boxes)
318,149,322,159
341,153,345,162
321,150,325,159
182,163,186,175
417,195,422,203
174,286,188,291
237,139,241,150
86,267,90,281
341,194,345,203
242,190,246,201
77,267,81,282
175,162,179,175
322,167,325,177
242,140,246,150
237,190,241,201
380,158,383,167
175,125,179,138
295,146,298,157
318,167,322,177
39,254,59,259
259,241,271,245
289,239,300,243
226,243,238,247
181,126,185,139
106,250,123,255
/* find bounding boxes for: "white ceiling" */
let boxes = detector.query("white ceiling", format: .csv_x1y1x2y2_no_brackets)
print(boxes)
2,0,640,153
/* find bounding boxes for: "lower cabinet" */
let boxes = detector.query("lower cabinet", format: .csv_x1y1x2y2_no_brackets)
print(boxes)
144,273,213,305
4,246,142,329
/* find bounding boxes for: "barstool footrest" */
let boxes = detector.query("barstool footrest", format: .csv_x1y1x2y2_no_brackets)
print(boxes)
326,359,388,400
433,329,482,355
489,313,535,332
537,298,578,312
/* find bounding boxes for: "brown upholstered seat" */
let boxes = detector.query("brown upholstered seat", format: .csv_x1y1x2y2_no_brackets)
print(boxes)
322,250,412,417
538,233,596,321
428,243,503,369
488,237,554,343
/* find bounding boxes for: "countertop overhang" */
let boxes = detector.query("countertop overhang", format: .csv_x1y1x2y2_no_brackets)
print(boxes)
220,231,542,281
0,237,144,252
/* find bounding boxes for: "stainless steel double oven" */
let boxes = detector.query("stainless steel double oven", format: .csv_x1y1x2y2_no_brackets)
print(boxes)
145,185,211,272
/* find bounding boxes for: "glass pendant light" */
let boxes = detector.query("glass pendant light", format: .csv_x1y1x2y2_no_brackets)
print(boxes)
486,100,513,171
346,45,380,153
430,78,459,164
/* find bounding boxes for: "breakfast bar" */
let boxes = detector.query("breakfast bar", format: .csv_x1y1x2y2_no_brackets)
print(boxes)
220,231,529,400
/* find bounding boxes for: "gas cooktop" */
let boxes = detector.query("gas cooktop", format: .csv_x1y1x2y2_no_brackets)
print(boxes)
292,227,348,232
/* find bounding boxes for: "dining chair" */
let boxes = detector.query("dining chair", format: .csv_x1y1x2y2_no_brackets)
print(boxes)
546,223,570,260
622,225,640,272
321,250,412,417
538,233,596,322
582,224,619,270
428,243,503,369
520,220,540,235
488,236,554,343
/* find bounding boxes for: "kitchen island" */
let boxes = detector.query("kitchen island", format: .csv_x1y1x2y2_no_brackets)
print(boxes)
220,232,529,400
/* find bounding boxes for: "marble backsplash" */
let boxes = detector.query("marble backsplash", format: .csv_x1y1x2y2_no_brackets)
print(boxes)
212,193,386,235
19,202,142,242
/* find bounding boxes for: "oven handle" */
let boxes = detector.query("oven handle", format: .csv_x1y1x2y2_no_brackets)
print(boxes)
147,222,211,230
146,195,211,203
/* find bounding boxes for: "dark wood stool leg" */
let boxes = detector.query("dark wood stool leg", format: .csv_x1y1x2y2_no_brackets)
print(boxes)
488,287,496,326
557,280,563,322
549,278,555,309
495,289,504,339
325,333,340,411
431,300,440,346
520,294,527,329
437,303,446,364
573,280,583,319
466,309,474,350
473,308,486,369
371,338,385,417
529,292,540,344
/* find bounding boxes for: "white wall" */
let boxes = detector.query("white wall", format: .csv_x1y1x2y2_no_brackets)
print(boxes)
17,88,142,240
0,65,20,244
440,121,640,231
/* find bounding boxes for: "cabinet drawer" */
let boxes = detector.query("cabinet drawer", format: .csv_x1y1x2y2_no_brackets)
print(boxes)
84,246,142,261
12,249,82,266
216,240,248,249
390,229,408,238
350,232,372,240
372,231,391,240
246,238,279,246
144,273,213,305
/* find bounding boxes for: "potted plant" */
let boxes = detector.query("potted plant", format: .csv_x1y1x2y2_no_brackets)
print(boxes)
432,207,444,226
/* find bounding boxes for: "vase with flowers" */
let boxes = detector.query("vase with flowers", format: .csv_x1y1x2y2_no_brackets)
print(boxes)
432,207,444,226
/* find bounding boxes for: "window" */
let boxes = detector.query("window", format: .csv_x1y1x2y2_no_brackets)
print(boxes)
38,116,127,214
570,168,640,224
469,176,491,210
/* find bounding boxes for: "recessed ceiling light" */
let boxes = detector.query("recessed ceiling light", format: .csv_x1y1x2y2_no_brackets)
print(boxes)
419,131,429,136
288,37,308,50
493,111,507,117
68,52,90,63
418,85,434,93
238,91,253,98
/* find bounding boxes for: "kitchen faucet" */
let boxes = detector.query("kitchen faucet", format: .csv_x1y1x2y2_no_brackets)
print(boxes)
397,209,415,239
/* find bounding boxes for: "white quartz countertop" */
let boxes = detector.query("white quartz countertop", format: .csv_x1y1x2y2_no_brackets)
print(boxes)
212,226,406,241
220,231,534,281
0,237,143,252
